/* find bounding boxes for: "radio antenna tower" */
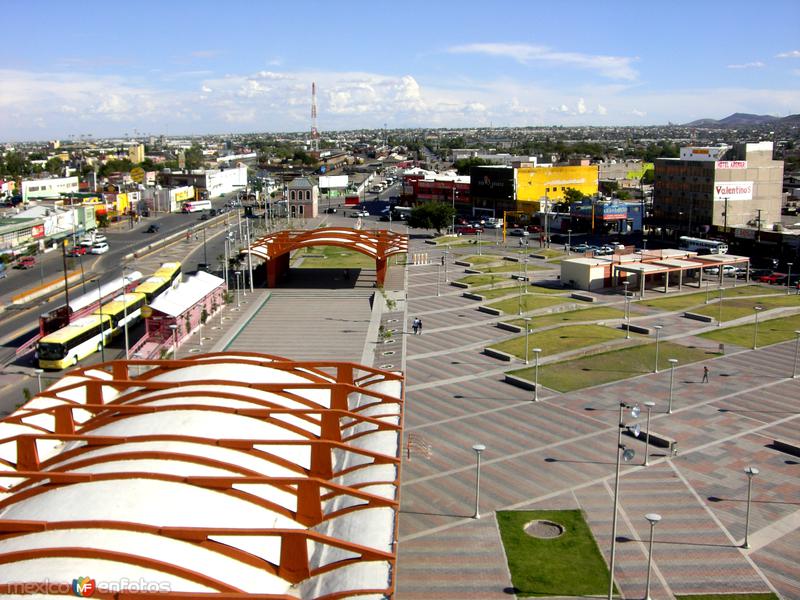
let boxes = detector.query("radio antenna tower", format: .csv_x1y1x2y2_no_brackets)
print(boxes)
311,82,319,153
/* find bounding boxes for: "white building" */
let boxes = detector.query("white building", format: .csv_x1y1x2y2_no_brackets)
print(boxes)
160,166,248,199
21,176,79,203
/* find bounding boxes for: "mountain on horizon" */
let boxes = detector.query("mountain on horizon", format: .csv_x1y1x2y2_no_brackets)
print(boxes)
683,112,793,127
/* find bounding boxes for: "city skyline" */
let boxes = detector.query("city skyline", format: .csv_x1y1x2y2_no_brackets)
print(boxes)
1,0,799,141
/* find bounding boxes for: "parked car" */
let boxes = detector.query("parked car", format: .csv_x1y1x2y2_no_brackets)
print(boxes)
353,210,369,217
757,272,786,284
324,207,337,214
15,256,36,269
508,228,529,237
704,265,737,276
145,223,161,233
527,225,542,233
455,225,481,235
572,243,591,253
68,245,88,256
90,242,110,254
92,234,107,244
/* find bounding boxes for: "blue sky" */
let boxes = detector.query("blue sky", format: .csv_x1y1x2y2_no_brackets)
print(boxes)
1,0,799,140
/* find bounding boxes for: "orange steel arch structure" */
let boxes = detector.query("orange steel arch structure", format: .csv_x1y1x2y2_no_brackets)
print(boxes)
245,228,408,287
0,352,404,599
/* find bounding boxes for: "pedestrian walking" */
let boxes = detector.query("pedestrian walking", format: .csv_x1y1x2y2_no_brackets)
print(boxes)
417,318,423,335
412,318,419,335
702,365,709,383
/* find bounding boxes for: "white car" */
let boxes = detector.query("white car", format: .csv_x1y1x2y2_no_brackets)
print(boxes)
704,265,737,276
92,234,107,244
508,228,529,237
355,210,370,217
91,242,109,254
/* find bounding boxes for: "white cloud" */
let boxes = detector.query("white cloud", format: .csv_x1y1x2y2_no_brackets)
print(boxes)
447,42,638,80
597,104,608,115
727,62,765,69
632,109,647,117
776,50,800,58
577,98,587,114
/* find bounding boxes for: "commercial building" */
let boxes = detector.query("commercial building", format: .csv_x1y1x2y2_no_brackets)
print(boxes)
451,149,537,166
516,164,599,204
286,177,319,218
128,143,145,164
403,173,471,214
20,176,79,203
652,142,784,235
598,159,653,189
468,165,515,217
159,166,247,199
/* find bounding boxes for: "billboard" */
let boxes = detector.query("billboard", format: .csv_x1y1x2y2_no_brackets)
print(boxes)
471,166,514,201
517,165,599,202
714,181,753,201
319,175,348,188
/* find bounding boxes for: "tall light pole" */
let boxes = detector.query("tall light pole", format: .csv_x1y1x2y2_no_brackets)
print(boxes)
95,279,105,362
793,330,800,378
608,402,640,600
437,264,441,297
718,286,724,326
169,323,178,359
752,305,763,350
472,444,486,519
623,280,630,339
644,513,662,600
643,401,655,466
567,229,572,255
235,271,242,307
667,358,678,414
524,257,528,294
532,348,541,401
742,466,759,549
518,276,524,315
477,229,482,255
787,262,793,296
524,317,532,365
34,368,44,393
653,325,663,373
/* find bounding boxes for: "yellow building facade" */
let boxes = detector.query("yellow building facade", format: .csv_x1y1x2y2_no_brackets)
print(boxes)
516,165,599,204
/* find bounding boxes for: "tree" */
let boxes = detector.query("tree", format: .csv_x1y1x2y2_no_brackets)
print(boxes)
616,190,632,200
453,157,491,175
563,188,588,204
184,144,204,170
45,157,63,175
407,203,455,234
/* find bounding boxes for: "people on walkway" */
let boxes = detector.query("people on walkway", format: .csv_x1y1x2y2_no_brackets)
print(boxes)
702,365,709,383
417,318,423,335
412,318,419,335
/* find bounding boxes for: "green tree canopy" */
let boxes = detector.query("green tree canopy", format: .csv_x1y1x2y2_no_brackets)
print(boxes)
184,144,204,170
45,157,63,175
407,202,455,234
563,188,588,203
453,157,491,175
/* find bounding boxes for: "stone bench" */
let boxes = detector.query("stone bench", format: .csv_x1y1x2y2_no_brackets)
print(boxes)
684,311,714,323
463,292,485,301
621,323,652,335
478,306,503,316
571,292,596,302
623,428,678,454
504,372,536,390
454,260,471,267
497,322,523,333
450,281,469,289
484,347,515,361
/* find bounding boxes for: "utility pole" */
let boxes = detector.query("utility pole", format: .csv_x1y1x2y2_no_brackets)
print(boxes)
61,240,71,318
756,209,763,242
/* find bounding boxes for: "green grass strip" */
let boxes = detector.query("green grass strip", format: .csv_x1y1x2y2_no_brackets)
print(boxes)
486,294,569,314
675,594,778,600
638,285,781,312
504,306,625,329
692,294,800,322
508,341,715,392
497,510,613,597
700,312,800,348
490,324,630,360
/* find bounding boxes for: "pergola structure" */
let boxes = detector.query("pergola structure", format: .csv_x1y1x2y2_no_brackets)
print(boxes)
0,352,403,598
245,228,408,288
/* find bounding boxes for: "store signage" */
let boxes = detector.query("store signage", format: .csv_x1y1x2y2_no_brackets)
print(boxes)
716,161,747,169
714,181,753,200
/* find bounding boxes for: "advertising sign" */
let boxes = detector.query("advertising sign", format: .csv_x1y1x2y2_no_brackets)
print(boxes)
319,175,349,188
716,161,747,170
600,204,627,220
32,224,45,239
471,166,514,200
714,181,753,201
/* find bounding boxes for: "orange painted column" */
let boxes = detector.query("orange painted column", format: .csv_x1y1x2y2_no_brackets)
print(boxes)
376,256,388,287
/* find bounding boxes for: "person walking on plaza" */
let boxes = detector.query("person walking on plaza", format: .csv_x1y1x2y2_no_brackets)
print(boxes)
417,318,423,335
702,365,709,383
412,318,419,335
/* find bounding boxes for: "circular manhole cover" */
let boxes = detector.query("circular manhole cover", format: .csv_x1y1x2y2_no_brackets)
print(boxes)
523,520,565,539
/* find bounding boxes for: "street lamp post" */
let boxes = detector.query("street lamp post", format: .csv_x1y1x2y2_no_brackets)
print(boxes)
793,330,800,378
667,358,678,414
623,281,630,339
718,286,724,326
235,271,242,308
477,230,482,255
753,305,763,349
472,444,486,519
34,368,44,393
532,348,541,401
608,402,640,600
787,262,793,295
169,323,178,359
524,257,528,294
567,229,572,255
95,279,106,362
644,513,662,600
437,264,441,297
524,317,532,365
518,277,524,315
653,325,663,373
742,466,759,549
643,401,655,466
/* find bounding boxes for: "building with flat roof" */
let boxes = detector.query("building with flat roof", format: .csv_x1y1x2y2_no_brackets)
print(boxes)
653,142,783,235
20,176,80,203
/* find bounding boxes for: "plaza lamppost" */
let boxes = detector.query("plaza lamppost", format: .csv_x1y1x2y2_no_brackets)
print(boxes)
742,466,759,549
34,368,44,393
793,330,800,378
643,401,655,466
653,325,663,373
437,264,441,297
644,513,662,600
752,305,764,350
567,229,572,255
787,262,793,296
472,444,486,519
532,348,541,401
623,280,630,339
524,317,532,365
169,323,178,359
524,257,529,294
235,271,242,308
477,229,482,255
718,286,724,326
608,402,641,600
667,358,678,414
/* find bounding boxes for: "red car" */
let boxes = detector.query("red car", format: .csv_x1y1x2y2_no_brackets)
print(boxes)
455,225,481,235
757,272,785,284
14,256,36,269
68,245,88,256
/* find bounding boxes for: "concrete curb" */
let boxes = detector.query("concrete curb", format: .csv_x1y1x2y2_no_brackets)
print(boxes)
212,291,271,352
684,311,715,323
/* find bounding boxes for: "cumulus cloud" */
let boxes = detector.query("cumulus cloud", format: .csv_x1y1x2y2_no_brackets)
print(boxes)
776,50,800,58
727,62,765,69
448,42,638,80
597,104,608,115
632,109,647,117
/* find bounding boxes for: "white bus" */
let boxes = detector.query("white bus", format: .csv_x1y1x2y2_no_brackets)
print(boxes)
181,200,212,213
679,236,728,255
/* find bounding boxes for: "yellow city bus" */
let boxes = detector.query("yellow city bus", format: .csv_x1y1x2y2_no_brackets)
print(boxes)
92,292,147,336
133,276,170,303
37,314,113,370
153,262,181,287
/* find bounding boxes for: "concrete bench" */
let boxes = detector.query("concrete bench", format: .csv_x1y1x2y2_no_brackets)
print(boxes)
450,281,469,289
623,323,652,335
571,292,596,302
623,428,678,454
497,322,523,333
478,306,503,316
504,372,536,390
462,292,485,301
454,260,471,267
684,311,714,323
464,268,482,274
484,347,515,361
771,439,800,458
503,256,521,263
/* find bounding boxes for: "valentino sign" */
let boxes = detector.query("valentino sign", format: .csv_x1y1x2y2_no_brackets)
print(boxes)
714,181,753,201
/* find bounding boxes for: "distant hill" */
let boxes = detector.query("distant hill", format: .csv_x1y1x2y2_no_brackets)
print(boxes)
684,112,799,127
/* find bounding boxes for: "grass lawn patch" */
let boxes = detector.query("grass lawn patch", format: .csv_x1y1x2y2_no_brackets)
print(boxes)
497,510,612,597
505,306,625,329
486,294,570,315
430,235,460,245
295,246,374,269
546,258,564,265
490,324,629,360
693,294,800,322
529,284,569,295
638,285,781,312
473,285,521,299
530,248,564,259
463,254,503,265
700,313,800,348
508,341,713,392
457,273,515,287
479,263,548,274
675,594,778,600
